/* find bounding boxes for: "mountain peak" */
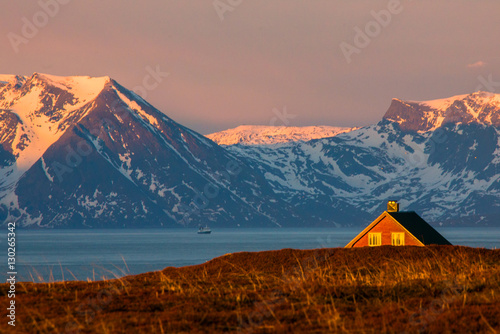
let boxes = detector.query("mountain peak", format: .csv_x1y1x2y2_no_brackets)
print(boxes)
25,72,111,92
0,74,27,87
0,72,111,113
384,92,500,131
0,72,113,183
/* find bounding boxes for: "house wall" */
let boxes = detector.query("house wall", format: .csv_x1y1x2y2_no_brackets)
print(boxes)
351,215,423,247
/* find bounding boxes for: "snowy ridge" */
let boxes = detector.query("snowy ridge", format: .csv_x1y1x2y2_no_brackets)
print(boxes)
206,125,357,146
384,91,500,132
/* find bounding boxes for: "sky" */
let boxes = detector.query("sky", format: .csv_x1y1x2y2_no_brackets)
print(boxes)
1,0,499,134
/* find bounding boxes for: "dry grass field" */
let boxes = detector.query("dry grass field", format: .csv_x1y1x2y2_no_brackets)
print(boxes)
1,245,499,333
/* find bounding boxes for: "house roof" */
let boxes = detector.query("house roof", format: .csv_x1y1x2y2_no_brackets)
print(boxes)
387,211,452,245
344,210,452,248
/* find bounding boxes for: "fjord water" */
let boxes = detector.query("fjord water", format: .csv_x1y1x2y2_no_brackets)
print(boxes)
3,227,499,282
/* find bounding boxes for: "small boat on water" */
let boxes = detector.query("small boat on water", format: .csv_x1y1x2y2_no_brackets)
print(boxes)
197,225,212,234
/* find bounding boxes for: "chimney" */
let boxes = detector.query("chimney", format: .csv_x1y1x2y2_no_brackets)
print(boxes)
387,200,399,212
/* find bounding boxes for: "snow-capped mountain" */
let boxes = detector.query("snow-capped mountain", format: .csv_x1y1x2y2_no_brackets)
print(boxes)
206,125,357,145
218,93,500,226
384,91,500,132
0,73,298,228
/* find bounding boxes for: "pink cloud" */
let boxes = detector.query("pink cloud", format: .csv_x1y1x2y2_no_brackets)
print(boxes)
467,61,486,68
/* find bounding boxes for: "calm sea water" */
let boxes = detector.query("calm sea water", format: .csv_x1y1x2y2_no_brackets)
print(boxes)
2,227,499,282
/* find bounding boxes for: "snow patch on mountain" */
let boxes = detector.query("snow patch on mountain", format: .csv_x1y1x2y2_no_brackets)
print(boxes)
113,87,160,130
40,157,54,182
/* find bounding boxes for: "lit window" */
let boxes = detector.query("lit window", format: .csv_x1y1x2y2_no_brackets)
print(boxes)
392,232,405,246
368,233,382,246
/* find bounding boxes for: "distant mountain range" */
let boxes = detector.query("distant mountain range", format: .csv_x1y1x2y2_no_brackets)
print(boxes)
1,73,499,228
208,92,500,227
206,125,357,145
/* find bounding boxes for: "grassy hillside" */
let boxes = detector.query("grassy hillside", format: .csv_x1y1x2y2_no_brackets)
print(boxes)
1,246,499,333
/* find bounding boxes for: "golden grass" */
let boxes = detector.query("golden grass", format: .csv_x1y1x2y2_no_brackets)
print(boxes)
1,245,499,333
